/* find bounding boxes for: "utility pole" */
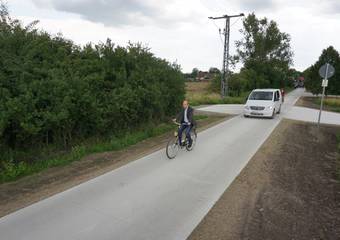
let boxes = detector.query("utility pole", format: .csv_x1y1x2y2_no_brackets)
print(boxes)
209,13,244,97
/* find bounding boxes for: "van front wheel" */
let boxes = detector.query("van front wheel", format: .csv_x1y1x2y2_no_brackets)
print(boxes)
271,109,276,119
277,104,281,114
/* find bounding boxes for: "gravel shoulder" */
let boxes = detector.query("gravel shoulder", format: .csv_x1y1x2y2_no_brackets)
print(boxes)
188,119,340,240
0,114,232,218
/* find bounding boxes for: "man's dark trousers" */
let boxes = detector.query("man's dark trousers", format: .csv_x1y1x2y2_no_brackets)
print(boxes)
178,124,192,146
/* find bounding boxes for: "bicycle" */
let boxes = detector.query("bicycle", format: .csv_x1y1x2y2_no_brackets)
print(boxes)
166,121,197,159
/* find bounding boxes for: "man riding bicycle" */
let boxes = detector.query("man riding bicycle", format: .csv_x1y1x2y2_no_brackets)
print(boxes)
166,100,197,159
175,100,195,148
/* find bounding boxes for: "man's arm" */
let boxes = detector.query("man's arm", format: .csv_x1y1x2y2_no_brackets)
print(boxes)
188,107,195,125
175,110,183,123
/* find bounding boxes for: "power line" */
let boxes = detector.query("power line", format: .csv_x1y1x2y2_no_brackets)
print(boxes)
230,17,241,27
209,13,244,97
210,20,224,46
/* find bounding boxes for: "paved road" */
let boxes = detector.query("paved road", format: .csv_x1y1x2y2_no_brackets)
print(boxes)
198,104,244,115
285,106,340,125
0,89,304,240
198,89,340,126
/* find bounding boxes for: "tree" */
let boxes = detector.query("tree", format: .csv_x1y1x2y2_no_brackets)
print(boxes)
304,46,340,95
235,13,293,65
191,68,199,79
233,13,293,90
209,67,220,74
0,3,185,165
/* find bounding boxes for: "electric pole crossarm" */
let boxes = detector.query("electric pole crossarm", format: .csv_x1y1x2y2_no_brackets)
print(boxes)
227,14,245,18
208,13,244,19
208,16,227,20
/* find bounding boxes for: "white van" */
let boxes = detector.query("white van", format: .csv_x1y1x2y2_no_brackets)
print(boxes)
243,89,282,118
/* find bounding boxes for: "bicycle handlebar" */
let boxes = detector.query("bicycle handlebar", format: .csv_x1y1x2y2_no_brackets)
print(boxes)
172,120,181,126
173,120,193,127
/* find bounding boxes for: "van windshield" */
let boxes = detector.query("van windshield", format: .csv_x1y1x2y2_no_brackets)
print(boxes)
249,91,273,101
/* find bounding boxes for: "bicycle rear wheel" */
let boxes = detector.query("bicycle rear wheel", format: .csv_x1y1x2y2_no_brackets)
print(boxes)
166,138,179,159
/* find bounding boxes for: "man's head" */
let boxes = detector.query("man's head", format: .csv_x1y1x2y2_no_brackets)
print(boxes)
182,100,189,109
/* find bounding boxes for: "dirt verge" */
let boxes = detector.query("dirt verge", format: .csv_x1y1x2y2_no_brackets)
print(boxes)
0,114,231,218
188,119,340,240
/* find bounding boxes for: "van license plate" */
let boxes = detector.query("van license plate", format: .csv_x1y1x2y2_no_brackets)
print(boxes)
251,112,263,116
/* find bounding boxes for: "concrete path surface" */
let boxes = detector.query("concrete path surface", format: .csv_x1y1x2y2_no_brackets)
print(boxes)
0,89,304,240
198,104,244,115
285,106,340,125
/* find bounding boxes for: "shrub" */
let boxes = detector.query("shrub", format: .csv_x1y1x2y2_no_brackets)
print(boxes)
0,4,185,168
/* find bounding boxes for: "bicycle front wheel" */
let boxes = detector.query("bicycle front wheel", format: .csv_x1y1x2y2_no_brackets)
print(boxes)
186,130,197,151
166,138,179,159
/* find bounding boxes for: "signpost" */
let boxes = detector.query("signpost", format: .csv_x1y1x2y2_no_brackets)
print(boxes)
317,63,335,127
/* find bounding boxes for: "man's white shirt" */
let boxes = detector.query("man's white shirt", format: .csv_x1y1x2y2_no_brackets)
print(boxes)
184,108,188,123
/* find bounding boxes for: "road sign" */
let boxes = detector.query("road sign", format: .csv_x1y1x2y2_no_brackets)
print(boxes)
322,79,328,87
318,63,335,128
319,63,335,79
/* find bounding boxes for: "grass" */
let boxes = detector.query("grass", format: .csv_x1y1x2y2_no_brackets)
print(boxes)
0,122,174,183
187,92,246,106
185,81,297,107
313,97,340,113
186,81,247,106
193,115,208,121
0,115,211,184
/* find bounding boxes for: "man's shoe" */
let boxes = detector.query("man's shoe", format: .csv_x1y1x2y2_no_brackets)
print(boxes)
188,142,192,148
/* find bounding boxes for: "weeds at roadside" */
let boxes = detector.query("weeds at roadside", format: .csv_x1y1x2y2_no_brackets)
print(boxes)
0,116,210,184
0,122,174,183
194,115,208,121
187,92,246,106
313,98,340,113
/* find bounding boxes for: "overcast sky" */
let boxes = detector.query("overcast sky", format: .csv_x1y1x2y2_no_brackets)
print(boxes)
8,0,340,72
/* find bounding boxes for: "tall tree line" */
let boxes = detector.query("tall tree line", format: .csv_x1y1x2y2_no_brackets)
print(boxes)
0,4,185,158
304,46,340,95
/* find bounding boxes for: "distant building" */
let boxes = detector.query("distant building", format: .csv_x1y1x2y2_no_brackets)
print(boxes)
184,68,220,82
196,71,213,81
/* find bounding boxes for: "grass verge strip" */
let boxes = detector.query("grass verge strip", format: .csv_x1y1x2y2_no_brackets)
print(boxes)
0,115,209,183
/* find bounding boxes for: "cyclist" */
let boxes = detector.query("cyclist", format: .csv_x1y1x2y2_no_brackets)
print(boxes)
175,100,195,148
281,88,285,102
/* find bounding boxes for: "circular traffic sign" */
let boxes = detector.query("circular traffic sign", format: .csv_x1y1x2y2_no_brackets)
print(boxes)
319,63,335,79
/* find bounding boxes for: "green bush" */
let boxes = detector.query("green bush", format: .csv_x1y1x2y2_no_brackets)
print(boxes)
0,4,185,171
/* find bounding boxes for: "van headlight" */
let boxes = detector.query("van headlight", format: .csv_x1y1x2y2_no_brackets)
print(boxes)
244,105,250,110
268,106,273,110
